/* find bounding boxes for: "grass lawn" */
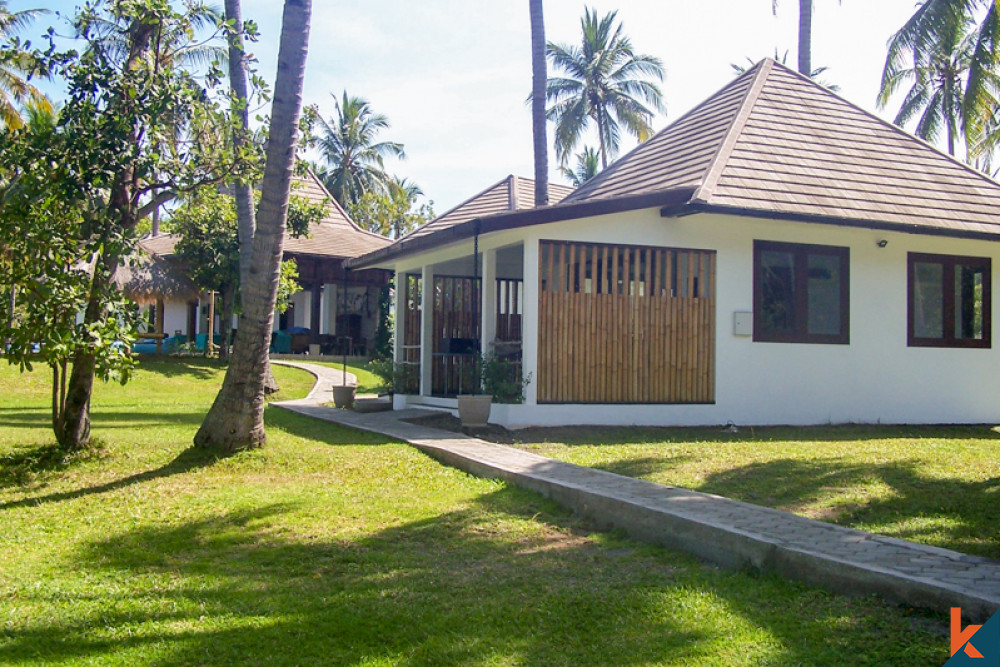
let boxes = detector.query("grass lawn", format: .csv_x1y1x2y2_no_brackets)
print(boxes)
0,361,949,665
512,424,1000,561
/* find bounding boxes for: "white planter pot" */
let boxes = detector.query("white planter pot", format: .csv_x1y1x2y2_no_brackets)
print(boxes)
332,385,356,409
458,394,492,427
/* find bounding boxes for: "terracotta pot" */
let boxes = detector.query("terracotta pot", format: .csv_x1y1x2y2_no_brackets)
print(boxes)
332,385,356,409
458,394,492,427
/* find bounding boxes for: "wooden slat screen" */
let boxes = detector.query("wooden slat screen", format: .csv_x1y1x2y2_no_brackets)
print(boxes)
538,241,716,404
402,275,421,364
432,276,481,396
496,278,522,342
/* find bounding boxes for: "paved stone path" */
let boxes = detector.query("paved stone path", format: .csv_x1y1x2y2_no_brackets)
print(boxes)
273,361,1000,621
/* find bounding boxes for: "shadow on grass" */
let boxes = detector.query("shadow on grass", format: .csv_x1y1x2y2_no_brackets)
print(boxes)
0,407,207,430
0,488,946,665
596,454,694,480
694,458,1000,560
263,405,400,447
516,423,1000,446
133,357,223,379
0,446,219,511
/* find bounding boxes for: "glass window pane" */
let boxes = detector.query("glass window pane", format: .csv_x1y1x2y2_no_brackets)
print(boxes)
955,265,985,340
913,262,943,338
760,250,795,333
807,253,841,335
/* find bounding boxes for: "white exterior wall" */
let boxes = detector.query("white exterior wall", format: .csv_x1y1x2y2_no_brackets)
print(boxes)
391,208,1000,427
162,300,189,338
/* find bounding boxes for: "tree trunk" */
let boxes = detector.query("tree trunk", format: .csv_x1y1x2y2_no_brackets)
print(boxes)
194,0,312,452
225,0,257,291
529,0,549,206
219,284,236,363
54,276,105,450
798,0,812,77
596,112,608,169
226,0,279,395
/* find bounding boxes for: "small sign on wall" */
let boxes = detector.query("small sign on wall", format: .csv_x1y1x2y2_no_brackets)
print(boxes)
733,311,752,336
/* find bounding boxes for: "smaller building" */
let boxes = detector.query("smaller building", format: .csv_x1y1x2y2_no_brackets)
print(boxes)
122,169,392,355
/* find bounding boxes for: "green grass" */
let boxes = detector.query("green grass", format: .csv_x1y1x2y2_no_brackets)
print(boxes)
0,361,949,665
512,424,1000,560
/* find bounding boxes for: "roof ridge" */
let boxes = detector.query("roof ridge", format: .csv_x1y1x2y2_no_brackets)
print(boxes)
692,59,774,204
564,62,764,203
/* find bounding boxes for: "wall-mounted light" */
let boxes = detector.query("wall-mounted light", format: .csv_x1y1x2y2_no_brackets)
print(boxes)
876,239,888,248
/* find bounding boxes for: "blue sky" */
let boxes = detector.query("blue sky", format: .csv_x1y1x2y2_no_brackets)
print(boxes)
21,0,921,213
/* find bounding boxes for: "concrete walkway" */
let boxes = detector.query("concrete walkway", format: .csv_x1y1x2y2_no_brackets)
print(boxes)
270,360,357,404
273,361,1000,622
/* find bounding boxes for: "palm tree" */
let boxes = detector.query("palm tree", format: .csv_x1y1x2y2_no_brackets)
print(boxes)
731,49,839,90
529,0,548,206
545,7,665,169
878,13,986,157
771,0,841,78
195,0,313,452
883,0,1000,162
560,146,600,187
316,92,404,207
0,2,51,129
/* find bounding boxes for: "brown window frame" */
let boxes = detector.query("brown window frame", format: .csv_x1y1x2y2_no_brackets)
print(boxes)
907,252,991,349
753,240,850,345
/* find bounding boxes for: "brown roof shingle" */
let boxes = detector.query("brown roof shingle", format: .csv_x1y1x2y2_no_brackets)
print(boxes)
398,175,573,245
141,170,392,261
281,169,392,259
569,59,1000,237
352,60,1000,268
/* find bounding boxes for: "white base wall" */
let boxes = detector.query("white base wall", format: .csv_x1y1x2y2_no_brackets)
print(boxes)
390,208,1000,428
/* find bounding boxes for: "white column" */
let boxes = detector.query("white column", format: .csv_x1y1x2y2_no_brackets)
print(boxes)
320,283,330,335
480,248,497,355
393,275,405,363
420,264,434,397
521,239,539,406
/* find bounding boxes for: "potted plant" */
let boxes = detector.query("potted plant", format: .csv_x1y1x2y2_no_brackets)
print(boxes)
332,341,355,409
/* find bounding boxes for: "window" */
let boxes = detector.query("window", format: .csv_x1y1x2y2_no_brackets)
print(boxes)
753,240,849,344
908,252,991,348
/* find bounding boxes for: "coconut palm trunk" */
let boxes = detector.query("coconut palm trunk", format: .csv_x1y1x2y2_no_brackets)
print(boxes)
798,0,812,76
224,0,279,393
225,0,256,291
194,0,312,452
529,0,548,206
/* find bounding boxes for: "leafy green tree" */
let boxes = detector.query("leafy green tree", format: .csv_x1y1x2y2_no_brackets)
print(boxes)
0,0,251,450
195,0,313,452
545,7,664,168
0,1,51,129
315,92,405,207
560,146,600,187
347,176,434,239
878,12,987,157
